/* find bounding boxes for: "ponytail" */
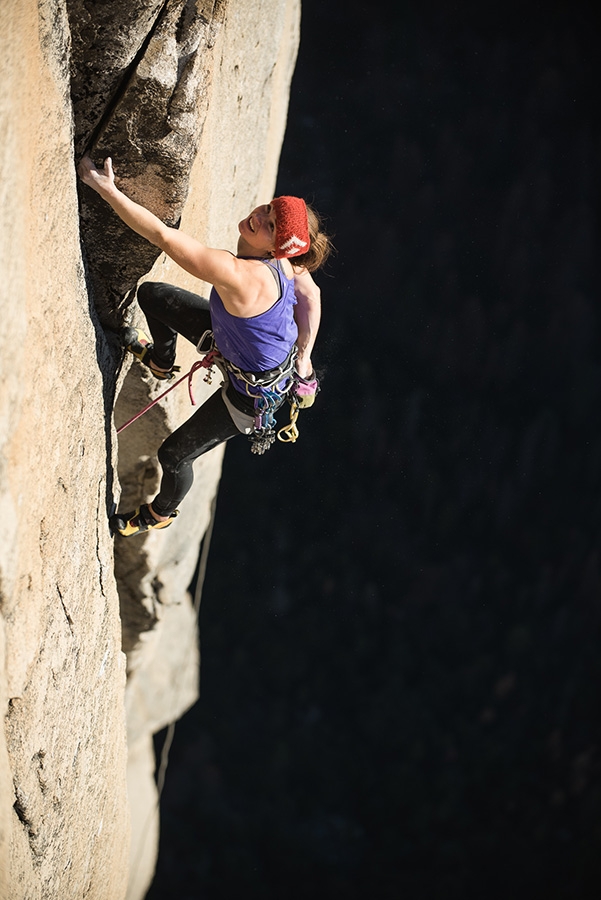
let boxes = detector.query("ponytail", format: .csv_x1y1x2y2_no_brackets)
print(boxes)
291,204,334,273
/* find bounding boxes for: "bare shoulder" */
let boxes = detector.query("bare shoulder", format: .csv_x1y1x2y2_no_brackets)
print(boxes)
216,256,281,318
279,258,296,279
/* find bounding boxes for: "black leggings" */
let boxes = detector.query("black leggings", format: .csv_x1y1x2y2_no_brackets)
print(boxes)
136,282,247,516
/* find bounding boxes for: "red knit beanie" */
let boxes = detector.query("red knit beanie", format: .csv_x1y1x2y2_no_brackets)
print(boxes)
271,196,311,259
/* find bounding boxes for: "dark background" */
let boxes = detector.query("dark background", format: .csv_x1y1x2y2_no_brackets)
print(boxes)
147,1,600,898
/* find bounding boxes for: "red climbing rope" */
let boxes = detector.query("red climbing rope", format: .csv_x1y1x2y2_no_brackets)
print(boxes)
116,351,220,435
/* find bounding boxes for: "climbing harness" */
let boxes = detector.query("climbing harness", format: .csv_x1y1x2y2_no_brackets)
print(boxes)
117,330,317,452
217,343,298,455
194,332,308,455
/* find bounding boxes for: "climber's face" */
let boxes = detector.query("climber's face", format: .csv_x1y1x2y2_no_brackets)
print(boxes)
238,204,277,254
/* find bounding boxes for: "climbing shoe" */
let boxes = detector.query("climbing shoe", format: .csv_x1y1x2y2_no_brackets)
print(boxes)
121,327,181,381
109,504,179,537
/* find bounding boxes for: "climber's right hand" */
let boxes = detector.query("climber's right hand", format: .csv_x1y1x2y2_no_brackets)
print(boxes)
77,155,116,196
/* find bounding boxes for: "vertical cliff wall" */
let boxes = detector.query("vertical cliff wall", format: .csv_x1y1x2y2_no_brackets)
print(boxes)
0,1,300,898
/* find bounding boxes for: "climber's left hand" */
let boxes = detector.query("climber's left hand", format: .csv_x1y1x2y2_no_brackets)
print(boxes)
291,370,319,408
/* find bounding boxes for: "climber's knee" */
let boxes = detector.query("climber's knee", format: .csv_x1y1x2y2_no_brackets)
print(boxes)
136,281,155,312
157,440,181,475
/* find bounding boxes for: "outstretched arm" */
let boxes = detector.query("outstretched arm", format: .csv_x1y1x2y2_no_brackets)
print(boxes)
77,156,241,294
292,267,321,378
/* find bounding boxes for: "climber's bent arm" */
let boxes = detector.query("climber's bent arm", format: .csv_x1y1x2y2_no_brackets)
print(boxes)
77,156,251,305
292,267,321,378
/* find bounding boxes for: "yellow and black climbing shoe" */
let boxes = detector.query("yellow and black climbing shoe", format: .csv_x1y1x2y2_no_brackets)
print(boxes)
109,504,179,537
121,327,181,381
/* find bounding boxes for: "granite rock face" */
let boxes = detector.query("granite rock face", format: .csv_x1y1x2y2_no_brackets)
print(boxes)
0,2,130,897
69,0,228,327
0,0,300,898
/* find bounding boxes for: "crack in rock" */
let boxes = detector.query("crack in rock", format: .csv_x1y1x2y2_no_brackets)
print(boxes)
57,585,74,635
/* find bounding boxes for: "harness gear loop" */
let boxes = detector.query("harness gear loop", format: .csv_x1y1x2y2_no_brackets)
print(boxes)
215,342,298,455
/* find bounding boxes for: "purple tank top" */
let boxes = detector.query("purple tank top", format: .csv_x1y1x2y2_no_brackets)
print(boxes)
209,259,298,373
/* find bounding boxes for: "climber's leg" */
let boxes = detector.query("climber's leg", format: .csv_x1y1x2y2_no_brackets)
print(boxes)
150,389,240,517
110,389,248,535
109,390,235,537
136,282,212,370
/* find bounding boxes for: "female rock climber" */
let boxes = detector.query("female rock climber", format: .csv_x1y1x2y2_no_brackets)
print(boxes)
77,156,332,537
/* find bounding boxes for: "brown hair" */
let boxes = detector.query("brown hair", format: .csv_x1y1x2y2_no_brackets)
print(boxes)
291,204,334,273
